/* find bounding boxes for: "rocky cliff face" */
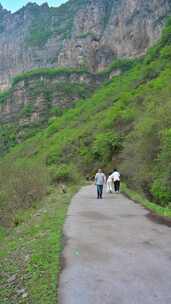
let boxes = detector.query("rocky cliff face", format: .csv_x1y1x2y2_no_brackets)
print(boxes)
0,68,104,154
0,0,171,89
0,70,98,127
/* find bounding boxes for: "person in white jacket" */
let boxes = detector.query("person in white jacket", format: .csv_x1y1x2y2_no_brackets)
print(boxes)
111,169,120,193
106,173,114,193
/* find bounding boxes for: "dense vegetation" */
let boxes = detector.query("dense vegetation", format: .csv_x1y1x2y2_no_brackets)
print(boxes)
1,12,171,304
1,18,171,227
0,67,97,156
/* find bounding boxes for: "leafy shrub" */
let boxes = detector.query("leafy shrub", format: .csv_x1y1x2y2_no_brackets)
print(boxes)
151,128,171,205
0,161,49,226
140,61,164,82
92,132,123,161
49,164,78,183
45,147,62,166
151,179,171,206
50,106,63,118
144,45,160,64
160,17,171,46
160,45,171,60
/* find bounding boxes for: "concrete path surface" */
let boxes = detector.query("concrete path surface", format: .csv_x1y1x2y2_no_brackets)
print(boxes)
59,185,171,304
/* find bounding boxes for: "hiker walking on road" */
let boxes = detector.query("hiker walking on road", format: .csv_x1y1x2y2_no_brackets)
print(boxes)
95,169,106,199
106,173,114,193
111,169,120,193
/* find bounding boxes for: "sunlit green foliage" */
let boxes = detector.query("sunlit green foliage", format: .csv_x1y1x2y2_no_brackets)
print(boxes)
2,3,171,302
1,17,171,223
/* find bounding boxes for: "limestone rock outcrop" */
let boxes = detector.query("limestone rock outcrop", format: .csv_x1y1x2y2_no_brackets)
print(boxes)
0,0,170,89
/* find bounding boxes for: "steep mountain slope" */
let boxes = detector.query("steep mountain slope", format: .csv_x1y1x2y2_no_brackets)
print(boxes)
1,17,171,228
0,0,171,89
1,3,171,303
0,60,133,154
0,68,100,150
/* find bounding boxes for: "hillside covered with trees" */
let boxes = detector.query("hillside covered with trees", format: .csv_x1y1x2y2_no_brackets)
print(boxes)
1,5,171,303
1,17,171,226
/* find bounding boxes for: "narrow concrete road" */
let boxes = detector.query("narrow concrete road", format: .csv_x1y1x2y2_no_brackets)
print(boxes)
59,185,171,304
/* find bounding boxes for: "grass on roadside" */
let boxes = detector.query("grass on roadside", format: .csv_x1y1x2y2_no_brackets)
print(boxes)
122,183,171,218
0,185,78,304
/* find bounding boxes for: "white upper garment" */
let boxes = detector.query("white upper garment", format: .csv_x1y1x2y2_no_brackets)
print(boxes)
111,171,120,181
107,175,113,182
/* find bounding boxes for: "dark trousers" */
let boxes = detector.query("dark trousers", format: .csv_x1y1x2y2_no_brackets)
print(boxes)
114,180,120,192
97,185,103,198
